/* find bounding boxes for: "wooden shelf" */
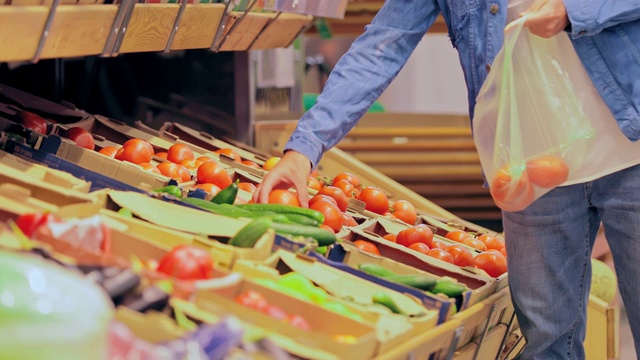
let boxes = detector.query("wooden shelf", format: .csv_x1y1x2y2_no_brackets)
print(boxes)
305,1,448,36
0,4,313,62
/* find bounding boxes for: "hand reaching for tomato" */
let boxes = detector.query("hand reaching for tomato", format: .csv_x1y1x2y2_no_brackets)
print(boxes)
253,150,312,206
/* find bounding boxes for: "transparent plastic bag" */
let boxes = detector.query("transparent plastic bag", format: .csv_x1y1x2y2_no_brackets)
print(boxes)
473,17,602,211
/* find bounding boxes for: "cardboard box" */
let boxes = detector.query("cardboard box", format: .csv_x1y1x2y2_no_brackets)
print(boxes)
231,250,439,353
374,317,465,360
0,149,96,206
104,191,276,269
317,243,457,324
585,295,619,360
346,217,508,292
194,275,379,360
4,138,155,193
471,324,509,360
156,121,269,165
450,290,509,350
0,149,91,193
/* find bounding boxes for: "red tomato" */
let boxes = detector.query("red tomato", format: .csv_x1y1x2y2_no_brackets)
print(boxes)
156,244,214,280
197,156,215,163
138,162,161,175
445,244,475,267
156,162,182,180
320,224,336,233
382,233,397,243
268,189,300,207
408,242,431,255
426,248,455,264
155,152,168,160
16,111,48,134
116,139,153,164
235,290,268,312
526,155,569,188
333,172,361,187
392,200,418,225
288,314,312,331
309,194,338,208
430,239,448,250
310,201,343,232
197,162,232,189
318,186,349,212
178,165,192,183
238,182,257,194
359,186,389,215
341,212,358,227
16,212,57,237
477,234,505,251
353,240,380,255
241,160,261,169
445,230,473,242
264,304,288,321
124,138,154,155
307,176,324,191
333,179,356,198
193,183,222,196
167,144,194,164
474,251,508,277
98,146,119,158
490,164,535,210
179,158,202,171
396,226,434,248
462,237,488,252
215,148,242,163
62,127,95,150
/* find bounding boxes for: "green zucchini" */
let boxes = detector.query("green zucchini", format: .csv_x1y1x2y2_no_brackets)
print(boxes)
372,292,404,314
270,222,337,247
229,217,273,248
236,203,324,224
431,280,467,298
358,263,397,278
211,180,239,205
386,274,438,292
181,197,253,217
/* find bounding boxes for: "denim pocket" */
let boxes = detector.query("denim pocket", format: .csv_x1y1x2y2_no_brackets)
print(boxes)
445,0,479,48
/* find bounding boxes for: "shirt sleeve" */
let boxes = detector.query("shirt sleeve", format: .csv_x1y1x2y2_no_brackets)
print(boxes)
285,0,441,169
564,0,640,37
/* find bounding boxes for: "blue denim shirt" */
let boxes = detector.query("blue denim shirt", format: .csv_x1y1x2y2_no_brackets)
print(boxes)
286,0,640,169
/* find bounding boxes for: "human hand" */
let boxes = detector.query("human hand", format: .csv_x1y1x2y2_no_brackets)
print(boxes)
521,0,569,38
252,150,312,206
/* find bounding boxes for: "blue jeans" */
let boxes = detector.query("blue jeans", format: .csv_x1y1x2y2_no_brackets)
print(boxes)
503,163,640,359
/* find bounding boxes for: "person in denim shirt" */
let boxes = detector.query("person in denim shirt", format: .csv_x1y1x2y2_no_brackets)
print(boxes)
254,1,640,358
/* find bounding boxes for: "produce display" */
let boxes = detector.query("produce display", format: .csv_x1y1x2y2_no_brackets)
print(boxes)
0,89,614,360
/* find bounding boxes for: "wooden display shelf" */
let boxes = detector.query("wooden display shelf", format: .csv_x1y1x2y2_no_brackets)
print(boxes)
0,4,313,62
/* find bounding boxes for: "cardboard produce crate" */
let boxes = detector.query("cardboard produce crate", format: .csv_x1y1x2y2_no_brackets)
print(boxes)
347,216,508,290
232,249,440,355
194,275,379,360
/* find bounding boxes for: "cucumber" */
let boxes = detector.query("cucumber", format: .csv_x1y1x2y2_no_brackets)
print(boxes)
229,217,273,248
236,203,324,224
237,211,292,224
358,263,397,278
181,197,253,217
281,213,320,227
211,180,238,205
270,222,337,247
431,280,467,298
386,274,438,292
372,292,404,314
